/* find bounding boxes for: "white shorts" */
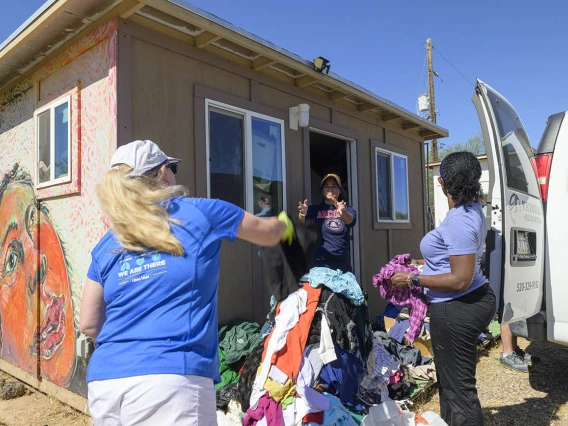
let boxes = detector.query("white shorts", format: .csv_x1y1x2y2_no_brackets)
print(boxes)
88,374,217,426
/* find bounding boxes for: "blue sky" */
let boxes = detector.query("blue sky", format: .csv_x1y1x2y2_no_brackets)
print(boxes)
3,0,567,149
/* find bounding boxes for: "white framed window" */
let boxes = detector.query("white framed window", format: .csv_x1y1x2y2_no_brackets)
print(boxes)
35,96,71,188
375,147,410,222
205,99,286,216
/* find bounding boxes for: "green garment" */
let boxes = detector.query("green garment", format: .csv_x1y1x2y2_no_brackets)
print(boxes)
348,407,364,425
218,319,261,365
216,348,240,390
487,319,501,338
281,395,295,410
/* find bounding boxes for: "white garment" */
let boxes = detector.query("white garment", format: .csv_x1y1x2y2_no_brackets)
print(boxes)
250,288,308,409
282,396,318,426
296,346,330,413
88,374,216,426
268,365,289,385
217,411,234,426
226,400,245,425
318,314,337,364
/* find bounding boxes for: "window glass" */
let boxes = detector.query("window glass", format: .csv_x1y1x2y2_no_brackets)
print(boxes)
38,110,51,184
393,155,409,220
209,108,245,208
488,88,539,197
54,103,69,179
376,151,392,220
252,117,283,217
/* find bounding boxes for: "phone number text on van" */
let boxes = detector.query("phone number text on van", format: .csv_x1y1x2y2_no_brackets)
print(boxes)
517,281,539,292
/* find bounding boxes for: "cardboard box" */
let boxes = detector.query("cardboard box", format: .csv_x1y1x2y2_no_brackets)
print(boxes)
384,317,433,357
413,337,434,358
384,316,396,331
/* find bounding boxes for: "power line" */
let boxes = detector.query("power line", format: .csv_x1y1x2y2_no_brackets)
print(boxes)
435,73,472,105
432,45,475,87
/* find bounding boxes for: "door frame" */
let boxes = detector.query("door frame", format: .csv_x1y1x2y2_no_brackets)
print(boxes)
305,125,361,282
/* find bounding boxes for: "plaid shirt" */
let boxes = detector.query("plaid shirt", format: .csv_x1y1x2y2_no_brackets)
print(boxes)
372,254,428,344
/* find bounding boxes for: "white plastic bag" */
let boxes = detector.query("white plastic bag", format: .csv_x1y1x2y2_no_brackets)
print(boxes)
361,399,416,426
419,411,448,425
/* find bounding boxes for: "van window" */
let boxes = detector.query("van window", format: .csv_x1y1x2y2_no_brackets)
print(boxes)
488,88,540,197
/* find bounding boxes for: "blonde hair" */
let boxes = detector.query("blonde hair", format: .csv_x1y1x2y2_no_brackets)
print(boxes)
97,164,189,256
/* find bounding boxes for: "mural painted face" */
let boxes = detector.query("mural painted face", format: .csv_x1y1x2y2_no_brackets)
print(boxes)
0,166,76,387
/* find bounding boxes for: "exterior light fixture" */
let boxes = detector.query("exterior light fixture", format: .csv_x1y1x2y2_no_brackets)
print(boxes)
313,57,330,74
289,104,310,130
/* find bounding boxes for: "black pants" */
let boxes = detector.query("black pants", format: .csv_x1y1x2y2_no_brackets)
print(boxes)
429,285,496,426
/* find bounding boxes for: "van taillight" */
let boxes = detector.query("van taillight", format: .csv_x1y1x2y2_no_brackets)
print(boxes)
531,153,553,201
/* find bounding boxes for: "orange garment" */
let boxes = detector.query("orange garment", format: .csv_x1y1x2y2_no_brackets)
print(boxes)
263,284,321,382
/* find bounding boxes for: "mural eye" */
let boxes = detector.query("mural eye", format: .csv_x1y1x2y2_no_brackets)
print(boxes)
4,249,19,274
25,204,37,243
39,255,47,284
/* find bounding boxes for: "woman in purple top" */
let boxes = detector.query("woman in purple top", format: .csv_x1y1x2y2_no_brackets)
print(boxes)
390,152,496,426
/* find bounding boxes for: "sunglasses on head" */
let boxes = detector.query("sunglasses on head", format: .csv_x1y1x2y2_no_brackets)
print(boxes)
167,163,178,175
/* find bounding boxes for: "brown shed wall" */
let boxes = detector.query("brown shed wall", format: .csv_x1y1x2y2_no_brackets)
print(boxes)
121,19,427,322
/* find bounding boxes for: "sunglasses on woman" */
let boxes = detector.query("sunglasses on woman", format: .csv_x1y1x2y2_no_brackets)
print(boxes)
167,164,178,175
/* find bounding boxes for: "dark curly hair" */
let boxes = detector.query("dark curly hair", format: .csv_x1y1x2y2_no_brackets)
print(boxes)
440,151,483,206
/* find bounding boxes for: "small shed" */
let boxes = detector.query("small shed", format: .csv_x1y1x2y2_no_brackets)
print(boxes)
0,0,447,409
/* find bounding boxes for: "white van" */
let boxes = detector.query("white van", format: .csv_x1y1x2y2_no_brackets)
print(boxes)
472,81,567,345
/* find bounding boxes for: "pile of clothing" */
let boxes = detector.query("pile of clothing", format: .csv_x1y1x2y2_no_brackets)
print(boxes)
374,309,437,401
214,246,440,424
217,267,406,425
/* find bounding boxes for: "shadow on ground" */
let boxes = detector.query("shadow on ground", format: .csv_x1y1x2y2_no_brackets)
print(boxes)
482,341,568,425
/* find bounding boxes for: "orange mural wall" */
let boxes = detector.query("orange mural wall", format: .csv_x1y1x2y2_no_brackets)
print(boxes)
0,19,117,397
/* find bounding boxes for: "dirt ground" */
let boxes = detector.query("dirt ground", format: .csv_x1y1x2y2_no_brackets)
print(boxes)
0,371,91,426
0,338,567,425
418,338,568,425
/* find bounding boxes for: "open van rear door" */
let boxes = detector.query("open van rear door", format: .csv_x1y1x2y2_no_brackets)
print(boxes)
472,80,544,324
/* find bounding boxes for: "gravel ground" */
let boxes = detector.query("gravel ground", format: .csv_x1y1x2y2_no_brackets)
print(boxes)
417,338,568,425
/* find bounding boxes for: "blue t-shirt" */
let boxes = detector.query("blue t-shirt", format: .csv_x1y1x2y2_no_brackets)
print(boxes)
421,202,487,303
86,197,244,383
306,202,357,272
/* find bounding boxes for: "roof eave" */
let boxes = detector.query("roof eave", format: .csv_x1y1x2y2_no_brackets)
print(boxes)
0,0,449,140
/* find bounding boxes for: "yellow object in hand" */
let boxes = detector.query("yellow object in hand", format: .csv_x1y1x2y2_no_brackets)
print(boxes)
278,211,296,245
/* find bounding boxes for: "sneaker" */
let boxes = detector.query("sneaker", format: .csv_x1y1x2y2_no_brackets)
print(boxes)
500,352,529,373
515,346,541,364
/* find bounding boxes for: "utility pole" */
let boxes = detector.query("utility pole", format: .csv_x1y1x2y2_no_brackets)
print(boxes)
426,38,438,161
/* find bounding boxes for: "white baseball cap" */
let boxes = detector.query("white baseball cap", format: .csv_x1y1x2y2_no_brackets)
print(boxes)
110,140,181,177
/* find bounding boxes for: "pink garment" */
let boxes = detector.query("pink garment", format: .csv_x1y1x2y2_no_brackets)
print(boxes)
244,394,284,426
373,254,428,343
389,370,404,384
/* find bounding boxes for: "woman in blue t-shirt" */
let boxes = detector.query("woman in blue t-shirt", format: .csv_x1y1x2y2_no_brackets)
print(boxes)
79,140,294,425
390,152,496,426
297,173,357,272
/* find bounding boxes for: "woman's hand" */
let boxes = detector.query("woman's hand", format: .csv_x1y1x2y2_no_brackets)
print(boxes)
298,199,308,218
335,199,346,216
389,272,411,289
